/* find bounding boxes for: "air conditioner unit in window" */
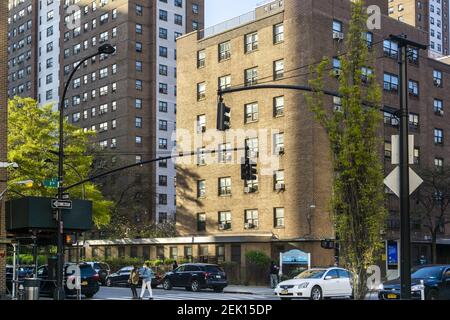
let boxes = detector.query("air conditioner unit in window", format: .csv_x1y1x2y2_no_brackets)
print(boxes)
244,187,251,194
275,183,286,191
219,224,226,231
333,32,344,40
438,109,444,116
245,223,254,229
276,147,285,155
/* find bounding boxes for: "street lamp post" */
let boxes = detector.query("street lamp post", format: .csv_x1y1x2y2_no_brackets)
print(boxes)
55,44,115,300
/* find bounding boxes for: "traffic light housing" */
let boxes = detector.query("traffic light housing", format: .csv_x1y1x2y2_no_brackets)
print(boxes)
217,102,231,131
65,234,77,246
241,157,257,181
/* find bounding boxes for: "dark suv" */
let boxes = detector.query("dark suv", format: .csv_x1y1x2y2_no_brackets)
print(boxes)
84,262,110,285
162,264,228,292
36,263,100,299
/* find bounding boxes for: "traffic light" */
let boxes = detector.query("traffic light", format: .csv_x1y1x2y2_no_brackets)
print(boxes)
217,102,231,131
241,157,257,181
65,234,77,246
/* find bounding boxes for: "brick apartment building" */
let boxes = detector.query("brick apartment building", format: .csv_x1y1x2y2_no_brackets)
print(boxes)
388,0,450,58
1,0,9,298
7,0,205,226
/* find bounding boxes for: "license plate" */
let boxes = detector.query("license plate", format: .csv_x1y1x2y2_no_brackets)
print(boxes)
281,290,289,295
81,281,88,286
387,293,397,299
216,275,221,279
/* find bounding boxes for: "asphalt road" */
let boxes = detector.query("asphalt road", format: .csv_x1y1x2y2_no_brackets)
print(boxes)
92,286,278,301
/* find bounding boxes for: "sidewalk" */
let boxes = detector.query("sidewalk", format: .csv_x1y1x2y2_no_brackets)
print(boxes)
224,285,275,296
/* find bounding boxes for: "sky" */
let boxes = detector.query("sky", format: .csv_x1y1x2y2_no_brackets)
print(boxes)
205,0,261,27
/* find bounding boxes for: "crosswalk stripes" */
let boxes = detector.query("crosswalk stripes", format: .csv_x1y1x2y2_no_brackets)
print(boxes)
94,293,272,301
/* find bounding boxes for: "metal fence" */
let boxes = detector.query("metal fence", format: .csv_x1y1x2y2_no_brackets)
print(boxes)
199,11,256,39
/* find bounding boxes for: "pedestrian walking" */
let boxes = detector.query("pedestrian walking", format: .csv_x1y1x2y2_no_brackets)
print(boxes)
129,265,140,299
140,262,154,300
172,260,178,271
269,261,280,289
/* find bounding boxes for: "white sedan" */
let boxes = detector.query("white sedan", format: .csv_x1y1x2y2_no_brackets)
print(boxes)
274,268,353,300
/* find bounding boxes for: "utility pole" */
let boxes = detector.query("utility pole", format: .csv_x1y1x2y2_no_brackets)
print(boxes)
389,34,426,300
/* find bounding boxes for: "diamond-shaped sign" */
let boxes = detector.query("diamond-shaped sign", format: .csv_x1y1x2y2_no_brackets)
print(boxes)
384,167,423,198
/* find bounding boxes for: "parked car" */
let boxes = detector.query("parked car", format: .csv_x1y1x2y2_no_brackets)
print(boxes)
162,263,228,292
84,262,110,285
36,263,100,299
274,268,353,300
378,265,450,300
105,266,161,288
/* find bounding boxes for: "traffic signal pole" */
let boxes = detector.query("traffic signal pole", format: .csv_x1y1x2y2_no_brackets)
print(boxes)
389,34,426,300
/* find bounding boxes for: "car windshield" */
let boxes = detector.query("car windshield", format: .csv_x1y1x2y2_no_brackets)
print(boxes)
295,269,327,279
412,266,445,280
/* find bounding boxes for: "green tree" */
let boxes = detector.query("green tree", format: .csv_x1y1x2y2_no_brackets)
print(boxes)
306,0,386,299
7,97,114,227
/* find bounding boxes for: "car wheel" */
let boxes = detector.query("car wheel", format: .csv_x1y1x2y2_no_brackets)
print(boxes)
163,279,173,290
190,280,200,292
213,287,224,293
106,279,112,287
426,289,439,300
310,286,323,301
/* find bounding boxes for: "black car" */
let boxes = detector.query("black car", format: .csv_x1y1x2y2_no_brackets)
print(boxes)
106,266,161,288
36,263,100,299
379,265,450,300
84,262,110,285
162,263,228,292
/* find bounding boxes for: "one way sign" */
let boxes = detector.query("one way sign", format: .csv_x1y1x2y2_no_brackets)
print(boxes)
51,199,73,210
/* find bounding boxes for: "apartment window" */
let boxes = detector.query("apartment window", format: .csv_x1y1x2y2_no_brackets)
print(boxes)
408,80,419,96
197,50,206,68
159,83,168,94
135,117,142,128
136,61,143,72
159,194,167,205
197,147,206,166
274,96,284,117
159,159,167,168
274,60,284,80
274,170,285,190
135,98,142,109
219,75,231,91
219,212,232,230
197,82,206,100
159,64,168,76
409,113,420,129
192,4,199,14
174,0,182,8
197,180,206,198
413,147,420,165
274,133,285,154
245,103,259,123
99,67,108,79
135,24,142,34
136,80,143,91
244,210,259,229
384,73,399,92
433,70,443,87
159,27,168,39
245,67,258,86
159,9,168,21
383,40,398,59
159,46,168,58
136,4,143,16
159,101,168,112
408,48,419,64
333,20,342,33
246,138,259,158
219,41,231,61
159,120,168,131
434,99,444,115
245,32,258,53
136,42,142,52
159,138,168,150
219,177,232,196
197,213,206,232
435,158,444,169
197,115,206,133
159,175,168,187
435,129,444,145
274,23,284,43
136,136,142,145
174,14,183,26
219,143,232,163
384,141,392,159
274,208,285,228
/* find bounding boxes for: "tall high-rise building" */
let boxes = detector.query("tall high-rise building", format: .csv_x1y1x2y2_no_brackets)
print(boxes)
7,0,204,227
388,0,450,58
0,0,9,298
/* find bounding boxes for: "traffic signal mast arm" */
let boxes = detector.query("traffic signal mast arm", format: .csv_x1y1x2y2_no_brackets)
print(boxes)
63,147,247,192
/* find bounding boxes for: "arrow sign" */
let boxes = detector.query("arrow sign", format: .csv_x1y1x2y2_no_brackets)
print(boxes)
51,199,73,210
384,167,424,198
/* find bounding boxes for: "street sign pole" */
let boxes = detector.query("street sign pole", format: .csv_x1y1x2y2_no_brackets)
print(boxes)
390,34,427,300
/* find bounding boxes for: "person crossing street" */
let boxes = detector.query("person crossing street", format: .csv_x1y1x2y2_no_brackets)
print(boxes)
129,265,140,299
140,262,154,300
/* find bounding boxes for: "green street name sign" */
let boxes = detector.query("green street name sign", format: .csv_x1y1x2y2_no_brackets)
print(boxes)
43,178,58,188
